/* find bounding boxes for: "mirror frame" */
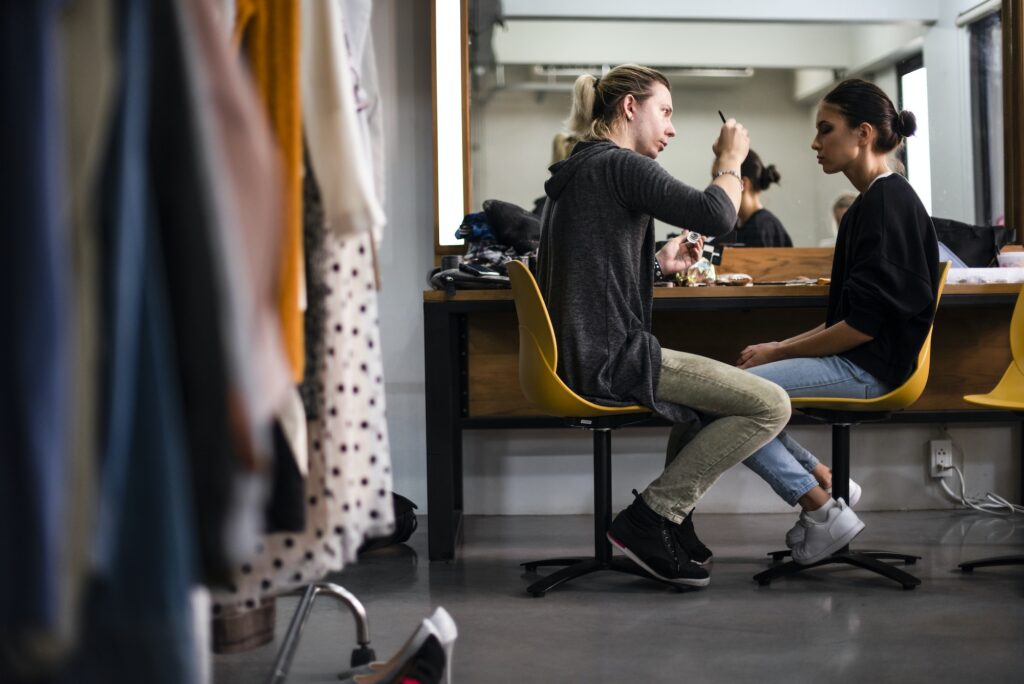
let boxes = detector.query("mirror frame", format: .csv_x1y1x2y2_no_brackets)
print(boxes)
432,1,1024,255
1005,0,1023,238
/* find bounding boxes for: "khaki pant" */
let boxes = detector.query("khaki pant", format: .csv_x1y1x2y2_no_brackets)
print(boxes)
642,349,790,523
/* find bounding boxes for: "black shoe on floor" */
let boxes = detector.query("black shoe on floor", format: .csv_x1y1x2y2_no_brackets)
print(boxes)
675,509,713,565
607,491,710,587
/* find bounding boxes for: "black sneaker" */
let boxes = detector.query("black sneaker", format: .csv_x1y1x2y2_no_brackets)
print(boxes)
675,509,713,565
607,491,710,587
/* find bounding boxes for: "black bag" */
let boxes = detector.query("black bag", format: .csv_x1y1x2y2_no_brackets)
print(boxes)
932,217,1016,267
358,493,418,553
427,264,509,294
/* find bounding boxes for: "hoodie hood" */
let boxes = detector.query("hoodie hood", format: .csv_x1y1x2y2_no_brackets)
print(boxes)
544,140,619,201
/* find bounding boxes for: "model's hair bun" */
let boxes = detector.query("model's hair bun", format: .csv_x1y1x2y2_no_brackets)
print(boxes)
760,164,781,190
895,110,918,138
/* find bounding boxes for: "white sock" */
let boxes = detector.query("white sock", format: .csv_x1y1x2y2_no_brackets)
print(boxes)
804,498,836,523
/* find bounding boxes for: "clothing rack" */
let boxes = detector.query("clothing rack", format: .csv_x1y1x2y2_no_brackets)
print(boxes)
267,582,375,684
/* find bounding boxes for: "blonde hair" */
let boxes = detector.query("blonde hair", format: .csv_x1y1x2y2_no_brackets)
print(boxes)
833,192,857,213
550,132,578,164
566,64,670,142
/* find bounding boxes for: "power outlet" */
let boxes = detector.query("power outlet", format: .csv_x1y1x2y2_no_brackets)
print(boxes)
929,439,953,478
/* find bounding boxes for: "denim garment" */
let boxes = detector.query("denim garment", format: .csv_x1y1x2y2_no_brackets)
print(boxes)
0,0,71,671
643,349,791,522
73,1,199,681
742,356,891,505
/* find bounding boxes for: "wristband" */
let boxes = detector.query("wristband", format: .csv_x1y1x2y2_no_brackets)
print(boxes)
653,258,666,282
714,169,743,188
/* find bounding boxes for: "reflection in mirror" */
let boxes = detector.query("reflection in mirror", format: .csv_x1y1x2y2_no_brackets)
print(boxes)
969,10,1004,226
455,0,1004,249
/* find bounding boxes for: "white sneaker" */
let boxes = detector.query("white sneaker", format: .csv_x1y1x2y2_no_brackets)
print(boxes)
828,478,861,507
785,479,861,549
790,498,865,565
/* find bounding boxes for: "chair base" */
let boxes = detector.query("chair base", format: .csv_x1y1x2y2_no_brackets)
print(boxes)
754,548,922,590
522,555,682,597
959,554,1024,572
767,548,919,565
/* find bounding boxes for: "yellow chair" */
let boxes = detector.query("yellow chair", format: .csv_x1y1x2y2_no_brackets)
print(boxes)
507,260,655,596
958,282,1024,573
755,262,951,590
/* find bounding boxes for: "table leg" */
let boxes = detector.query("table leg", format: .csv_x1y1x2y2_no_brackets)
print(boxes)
424,304,464,561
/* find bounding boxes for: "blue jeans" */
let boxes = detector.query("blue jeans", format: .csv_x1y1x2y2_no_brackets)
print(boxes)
742,356,891,505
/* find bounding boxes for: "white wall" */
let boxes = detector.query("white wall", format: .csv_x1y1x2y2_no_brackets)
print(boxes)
373,0,435,506
375,0,1019,516
474,69,852,246
460,424,1018,514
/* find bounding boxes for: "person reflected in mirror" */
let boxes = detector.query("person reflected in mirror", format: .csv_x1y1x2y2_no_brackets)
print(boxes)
819,191,857,246
717,150,792,247
735,79,940,564
537,64,791,588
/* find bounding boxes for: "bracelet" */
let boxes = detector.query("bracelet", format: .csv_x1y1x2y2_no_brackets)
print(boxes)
653,257,666,282
714,169,743,188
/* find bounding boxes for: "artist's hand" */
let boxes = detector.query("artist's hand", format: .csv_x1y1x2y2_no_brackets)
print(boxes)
712,118,749,166
656,231,703,275
737,341,784,369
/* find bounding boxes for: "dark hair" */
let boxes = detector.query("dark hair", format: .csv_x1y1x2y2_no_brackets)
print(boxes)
567,64,671,141
823,78,917,153
740,149,780,192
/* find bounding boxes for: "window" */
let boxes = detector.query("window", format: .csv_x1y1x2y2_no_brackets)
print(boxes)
969,11,1004,226
897,54,931,214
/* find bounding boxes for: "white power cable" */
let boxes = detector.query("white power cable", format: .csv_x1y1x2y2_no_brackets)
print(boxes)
938,464,1024,516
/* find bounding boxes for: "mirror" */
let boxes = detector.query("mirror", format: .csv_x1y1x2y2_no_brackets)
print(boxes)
433,0,1016,251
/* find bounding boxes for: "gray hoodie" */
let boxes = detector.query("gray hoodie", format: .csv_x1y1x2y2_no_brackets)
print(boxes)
537,140,736,424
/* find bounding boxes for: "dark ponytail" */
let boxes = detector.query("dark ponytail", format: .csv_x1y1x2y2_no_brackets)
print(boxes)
740,149,781,192
823,78,916,153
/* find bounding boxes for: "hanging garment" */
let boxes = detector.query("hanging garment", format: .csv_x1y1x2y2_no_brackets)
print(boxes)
56,0,118,666
343,0,387,244
146,0,260,588
302,0,394,561
71,0,200,680
0,1,72,678
300,0,385,242
182,0,292,433
234,0,306,381
178,0,295,573
212,159,393,618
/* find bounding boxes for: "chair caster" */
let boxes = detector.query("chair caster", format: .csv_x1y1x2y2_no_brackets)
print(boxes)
350,645,376,667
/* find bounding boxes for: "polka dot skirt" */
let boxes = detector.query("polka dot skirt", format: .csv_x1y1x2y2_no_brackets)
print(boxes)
213,231,394,614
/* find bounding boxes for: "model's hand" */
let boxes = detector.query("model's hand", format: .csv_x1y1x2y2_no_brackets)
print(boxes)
656,231,703,275
737,341,783,369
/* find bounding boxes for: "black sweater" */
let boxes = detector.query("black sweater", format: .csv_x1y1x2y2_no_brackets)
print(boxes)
537,141,736,424
718,208,793,247
827,174,939,386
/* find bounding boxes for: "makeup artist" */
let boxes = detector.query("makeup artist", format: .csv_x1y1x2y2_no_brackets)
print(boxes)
536,63,791,589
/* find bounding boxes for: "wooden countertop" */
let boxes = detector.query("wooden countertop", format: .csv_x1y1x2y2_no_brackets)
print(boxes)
424,282,1022,302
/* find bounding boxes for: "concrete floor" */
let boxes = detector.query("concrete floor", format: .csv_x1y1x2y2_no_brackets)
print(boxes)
215,511,1024,683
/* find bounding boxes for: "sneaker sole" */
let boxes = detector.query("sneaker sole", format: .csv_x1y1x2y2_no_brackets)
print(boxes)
690,553,713,566
793,519,866,566
606,533,711,587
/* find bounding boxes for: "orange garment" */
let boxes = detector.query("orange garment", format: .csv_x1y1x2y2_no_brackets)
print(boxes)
234,0,304,380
